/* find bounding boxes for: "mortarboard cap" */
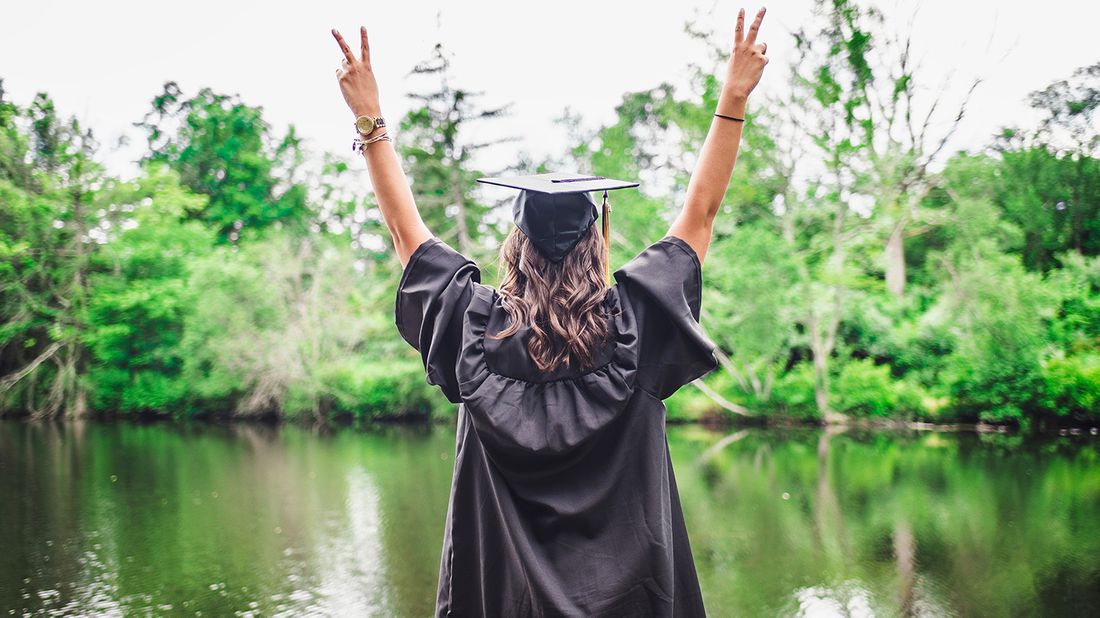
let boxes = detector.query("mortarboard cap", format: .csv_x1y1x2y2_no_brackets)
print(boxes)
477,173,639,276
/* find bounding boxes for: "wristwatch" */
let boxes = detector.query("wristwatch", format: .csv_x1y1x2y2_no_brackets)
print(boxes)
354,114,386,135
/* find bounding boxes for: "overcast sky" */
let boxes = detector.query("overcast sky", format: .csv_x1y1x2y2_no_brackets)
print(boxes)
1,0,1096,179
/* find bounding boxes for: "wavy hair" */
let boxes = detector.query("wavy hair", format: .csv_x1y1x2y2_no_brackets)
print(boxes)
490,224,611,373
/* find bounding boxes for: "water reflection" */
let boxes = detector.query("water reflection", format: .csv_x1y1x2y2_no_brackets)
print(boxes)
1,421,1098,616
672,426,1100,616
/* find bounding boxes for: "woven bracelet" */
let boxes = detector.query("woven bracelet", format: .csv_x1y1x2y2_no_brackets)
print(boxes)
352,131,392,153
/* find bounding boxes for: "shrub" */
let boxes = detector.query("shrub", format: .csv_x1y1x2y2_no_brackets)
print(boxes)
1041,353,1100,422
832,359,897,418
308,359,452,421
769,363,822,421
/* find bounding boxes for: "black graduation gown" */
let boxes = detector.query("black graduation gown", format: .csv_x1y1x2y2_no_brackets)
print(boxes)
396,235,720,617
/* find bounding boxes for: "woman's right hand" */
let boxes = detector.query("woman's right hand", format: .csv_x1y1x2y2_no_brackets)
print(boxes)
723,7,769,99
332,27,382,119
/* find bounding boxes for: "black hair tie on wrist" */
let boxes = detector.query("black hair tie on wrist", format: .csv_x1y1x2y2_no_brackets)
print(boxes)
714,112,746,122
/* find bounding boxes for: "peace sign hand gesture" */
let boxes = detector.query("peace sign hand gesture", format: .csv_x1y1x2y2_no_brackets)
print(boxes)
332,27,382,118
725,7,769,99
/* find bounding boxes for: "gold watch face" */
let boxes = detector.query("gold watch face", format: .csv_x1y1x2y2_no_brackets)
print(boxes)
355,116,376,134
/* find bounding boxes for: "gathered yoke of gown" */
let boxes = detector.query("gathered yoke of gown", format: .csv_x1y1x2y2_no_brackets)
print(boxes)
395,234,720,617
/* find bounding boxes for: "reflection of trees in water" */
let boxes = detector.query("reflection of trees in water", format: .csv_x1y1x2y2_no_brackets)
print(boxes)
807,426,884,615
812,426,849,575
676,426,1100,616
893,520,915,616
0,421,455,616
5,422,1100,616
809,429,937,616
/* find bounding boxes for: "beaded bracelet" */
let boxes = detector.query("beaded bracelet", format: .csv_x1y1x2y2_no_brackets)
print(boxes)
714,113,746,122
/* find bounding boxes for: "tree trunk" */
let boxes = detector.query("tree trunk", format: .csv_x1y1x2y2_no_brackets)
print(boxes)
66,186,90,418
450,169,472,256
812,344,832,417
810,322,848,424
782,186,848,424
885,217,907,298
820,193,849,424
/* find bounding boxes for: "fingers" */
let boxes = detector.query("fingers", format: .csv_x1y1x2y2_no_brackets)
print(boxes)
331,28,355,64
760,41,767,55
746,7,766,44
360,26,371,67
735,8,745,45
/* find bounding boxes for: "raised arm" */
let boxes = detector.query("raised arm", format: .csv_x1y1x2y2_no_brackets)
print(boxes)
667,7,769,265
332,27,432,267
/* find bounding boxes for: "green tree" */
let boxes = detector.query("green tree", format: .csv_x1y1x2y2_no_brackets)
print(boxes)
138,82,309,242
990,62,1100,269
398,43,514,262
702,222,800,407
178,231,442,420
0,89,101,417
83,166,210,414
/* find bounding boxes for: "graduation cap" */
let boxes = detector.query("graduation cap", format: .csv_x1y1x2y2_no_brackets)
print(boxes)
477,172,639,282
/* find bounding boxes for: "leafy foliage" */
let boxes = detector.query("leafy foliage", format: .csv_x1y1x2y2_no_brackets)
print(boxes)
138,83,309,242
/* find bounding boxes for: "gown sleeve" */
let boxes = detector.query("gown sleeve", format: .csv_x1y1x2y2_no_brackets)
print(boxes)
613,234,719,399
395,237,482,403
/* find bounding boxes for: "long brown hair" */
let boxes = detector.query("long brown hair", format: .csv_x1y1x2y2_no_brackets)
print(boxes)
491,224,611,373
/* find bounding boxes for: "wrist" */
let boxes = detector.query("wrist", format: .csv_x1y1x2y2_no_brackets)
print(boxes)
716,91,748,117
351,106,383,119
353,111,387,137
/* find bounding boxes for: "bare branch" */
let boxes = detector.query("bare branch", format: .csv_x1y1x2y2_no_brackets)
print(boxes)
919,77,983,175
691,379,752,417
0,341,62,393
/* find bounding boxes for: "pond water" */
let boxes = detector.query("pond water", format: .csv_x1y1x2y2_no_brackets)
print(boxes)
1,420,1098,616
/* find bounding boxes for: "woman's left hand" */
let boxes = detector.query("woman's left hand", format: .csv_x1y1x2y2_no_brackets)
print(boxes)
332,26,382,118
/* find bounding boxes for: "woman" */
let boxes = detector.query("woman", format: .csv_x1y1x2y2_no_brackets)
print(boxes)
332,7,768,616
